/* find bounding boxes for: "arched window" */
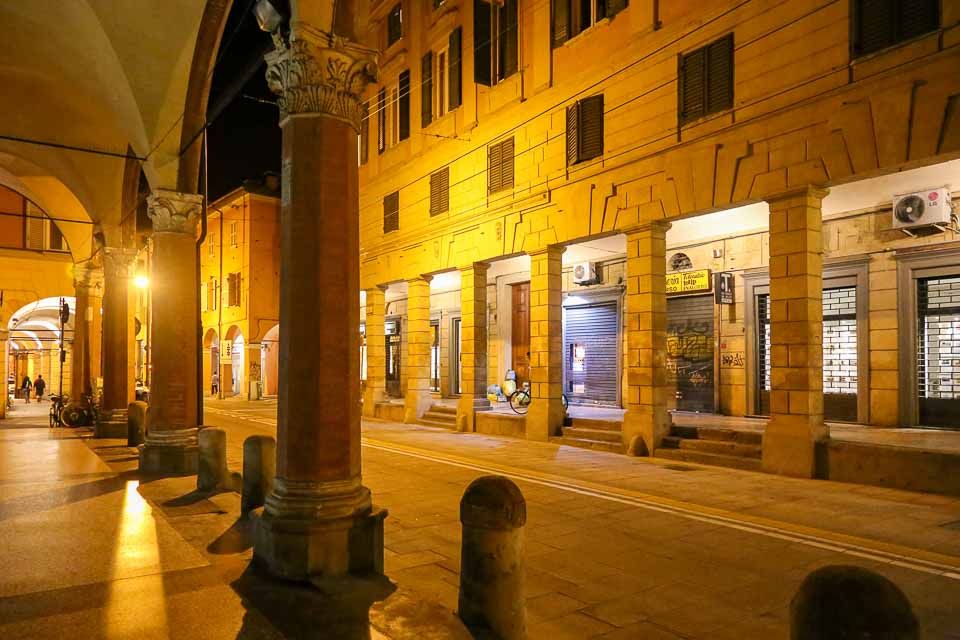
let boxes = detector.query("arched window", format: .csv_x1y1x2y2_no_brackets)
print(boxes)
670,252,693,272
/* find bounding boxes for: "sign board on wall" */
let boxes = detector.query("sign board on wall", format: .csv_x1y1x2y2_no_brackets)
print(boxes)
666,269,712,295
715,272,734,305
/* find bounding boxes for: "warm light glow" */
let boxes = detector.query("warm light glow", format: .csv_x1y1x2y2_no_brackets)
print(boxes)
134,275,149,289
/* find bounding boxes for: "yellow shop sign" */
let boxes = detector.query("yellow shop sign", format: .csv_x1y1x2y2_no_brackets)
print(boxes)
666,269,712,295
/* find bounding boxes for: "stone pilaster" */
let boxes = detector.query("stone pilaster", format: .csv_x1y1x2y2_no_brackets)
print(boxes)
457,263,491,432
404,276,433,423
71,260,103,400
362,286,387,418
762,186,830,478
622,222,671,456
98,248,138,437
526,246,565,441
139,189,203,475
253,23,384,580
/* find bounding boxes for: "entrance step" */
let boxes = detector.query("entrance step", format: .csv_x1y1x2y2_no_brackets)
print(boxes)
655,423,764,471
659,436,761,459
654,447,763,472
429,404,458,415
418,404,458,430
561,427,623,444
550,436,625,454
568,417,622,432
669,424,763,446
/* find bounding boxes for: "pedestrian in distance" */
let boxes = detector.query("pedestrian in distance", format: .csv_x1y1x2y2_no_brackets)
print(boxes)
211,371,219,396
21,375,32,403
33,375,46,402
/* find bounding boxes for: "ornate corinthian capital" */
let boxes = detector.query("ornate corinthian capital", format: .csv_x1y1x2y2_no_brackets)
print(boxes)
73,259,104,294
102,247,138,280
148,190,203,235
265,23,378,132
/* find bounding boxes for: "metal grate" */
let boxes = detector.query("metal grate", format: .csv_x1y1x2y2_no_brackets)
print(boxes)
823,287,858,395
918,276,960,404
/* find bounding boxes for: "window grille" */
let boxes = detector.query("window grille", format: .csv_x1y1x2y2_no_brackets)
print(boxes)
917,276,960,426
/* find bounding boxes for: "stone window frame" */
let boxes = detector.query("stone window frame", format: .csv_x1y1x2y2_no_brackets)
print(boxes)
894,242,960,427
742,255,870,423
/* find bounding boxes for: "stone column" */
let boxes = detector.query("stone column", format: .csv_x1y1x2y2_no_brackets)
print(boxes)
139,190,203,474
404,276,433,423
99,248,137,435
526,246,565,441
362,286,387,418
762,186,830,478
458,262,491,432
622,222,671,456
71,260,103,399
0,329,7,420
253,25,384,579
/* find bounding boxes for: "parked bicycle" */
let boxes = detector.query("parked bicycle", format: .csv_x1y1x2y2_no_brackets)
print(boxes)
49,393,67,428
507,381,569,415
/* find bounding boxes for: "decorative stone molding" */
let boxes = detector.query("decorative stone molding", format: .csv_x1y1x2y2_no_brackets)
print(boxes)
147,190,203,235
73,259,104,294
144,427,199,448
102,248,137,280
264,23,378,131
265,476,372,521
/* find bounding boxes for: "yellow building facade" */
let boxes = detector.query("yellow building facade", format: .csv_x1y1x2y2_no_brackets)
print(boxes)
357,0,960,472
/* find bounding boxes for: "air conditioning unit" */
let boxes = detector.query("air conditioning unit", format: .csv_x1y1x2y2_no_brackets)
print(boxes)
572,262,599,285
892,187,953,230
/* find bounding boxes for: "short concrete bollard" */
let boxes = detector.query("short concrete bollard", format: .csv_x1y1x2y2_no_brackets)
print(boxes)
791,565,919,640
242,435,276,515
197,427,229,492
458,475,526,640
127,401,148,447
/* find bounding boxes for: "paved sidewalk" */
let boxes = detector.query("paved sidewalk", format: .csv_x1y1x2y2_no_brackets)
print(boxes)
205,398,960,639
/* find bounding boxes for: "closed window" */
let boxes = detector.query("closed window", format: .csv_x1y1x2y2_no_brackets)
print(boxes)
566,94,604,165
852,0,939,58
384,191,400,233
430,168,450,216
230,221,238,247
474,0,518,86
387,4,403,46
201,282,207,312
487,137,515,194
208,234,215,258
48,222,64,251
377,88,386,154
382,72,410,148
552,0,628,47
678,33,734,126
207,277,218,310
227,272,241,307
359,103,369,166
436,48,448,118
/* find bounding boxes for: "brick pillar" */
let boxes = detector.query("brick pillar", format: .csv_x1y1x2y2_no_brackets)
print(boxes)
526,246,565,441
252,25,384,580
404,276,433,423
458,262,491,432
362,285,387,418
139,190,202,475
762,186,830,478
868,254,898,426
71,260,103,399
622,222,671,456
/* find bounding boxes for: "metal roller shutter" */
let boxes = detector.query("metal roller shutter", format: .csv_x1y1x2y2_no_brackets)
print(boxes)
667,295,715,413
563,301,619,405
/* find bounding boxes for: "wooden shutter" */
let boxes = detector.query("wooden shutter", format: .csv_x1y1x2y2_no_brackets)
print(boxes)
566,104,579,166
899,0,939,41
552,0,570,48
387,4,402,46
398,70,410,141
498,0,519,80
383,191,400,233
360,104,369,165
705,35,733,115
201,282,207,312
678,47,706,125
488,142,502,193
500,138,514,191
421,52,433,128
449,27,462,109
854,0,896,56
48,222,64,251
578,94,604,161
430,167,450,216
474,0,492,86
377,88,386,153
605,0,628,18
26,214,45,249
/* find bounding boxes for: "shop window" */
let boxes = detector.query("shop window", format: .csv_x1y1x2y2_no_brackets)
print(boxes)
430,321,440,392
387,4,403,47
383,191,400,233
552,0,628,47
678,33,734,126
430,167,450,216
487,137,515,194
566,94,604,165
917,275,960,427
474,0,518,86
852,0,939,58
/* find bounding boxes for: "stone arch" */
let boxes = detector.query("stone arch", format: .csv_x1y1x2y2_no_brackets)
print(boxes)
262,324,280,396
6,297,76,399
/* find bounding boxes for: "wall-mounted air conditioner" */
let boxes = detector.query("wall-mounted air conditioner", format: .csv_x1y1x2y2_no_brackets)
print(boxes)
572,262,599,285
892,187,952,230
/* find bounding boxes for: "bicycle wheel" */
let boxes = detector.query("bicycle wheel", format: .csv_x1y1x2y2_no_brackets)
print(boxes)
509,389,531,414
49,406,56,428
561,394,568,411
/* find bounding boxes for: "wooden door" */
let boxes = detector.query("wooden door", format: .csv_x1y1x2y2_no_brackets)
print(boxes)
511,282,531,385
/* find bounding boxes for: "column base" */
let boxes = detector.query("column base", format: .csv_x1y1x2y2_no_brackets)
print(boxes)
139,427,200,475
457,396,491,432
403,390,433,424
361,387,385,419
622,408,672,456
95,408,128,439
761,416,829,478
526,400,565,441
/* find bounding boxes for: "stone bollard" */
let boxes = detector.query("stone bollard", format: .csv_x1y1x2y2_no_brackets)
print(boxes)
127,401,148,447
791,565,919,640
458,475,526,640
197,427,229,492
242,435,276,515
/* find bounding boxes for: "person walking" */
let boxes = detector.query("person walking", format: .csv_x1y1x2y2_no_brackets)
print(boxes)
33,375,46,402
21,375,32,403
211,371,219,396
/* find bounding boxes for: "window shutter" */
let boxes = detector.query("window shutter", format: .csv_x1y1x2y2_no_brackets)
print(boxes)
474,0,492,86
383,191,400,233
201,282,207,312
421,53,433,128
430,168,450,216
360,104,369,165
552,0,570,48
377,88,386,153
899,0,939,41
605,0,628,19
387,4,403,46
498,0,519,80
26,215,44,249
398,70,410,141
500,138,515,191
566,104,579,166
449,27,462,109
705,34,733,115
488,142,502,193
678,47,706,125
48,222,64,251
578,94,604,161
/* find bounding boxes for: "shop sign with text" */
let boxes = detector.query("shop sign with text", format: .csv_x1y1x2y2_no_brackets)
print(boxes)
666,269,712,295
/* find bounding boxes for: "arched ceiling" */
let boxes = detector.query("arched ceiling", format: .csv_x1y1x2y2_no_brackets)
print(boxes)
7,297,75,352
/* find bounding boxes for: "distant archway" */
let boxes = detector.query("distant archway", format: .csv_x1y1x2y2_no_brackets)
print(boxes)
223,325,244,396
6,297,75,398
262,324,279,397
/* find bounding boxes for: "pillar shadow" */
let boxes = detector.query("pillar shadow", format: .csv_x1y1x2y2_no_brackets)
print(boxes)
207,516,255,555
232,563,396,640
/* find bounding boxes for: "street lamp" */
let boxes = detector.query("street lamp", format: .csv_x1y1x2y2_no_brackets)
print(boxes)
134,275,149,289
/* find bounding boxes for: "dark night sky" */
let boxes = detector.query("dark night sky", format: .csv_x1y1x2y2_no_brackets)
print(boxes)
206,1,282,201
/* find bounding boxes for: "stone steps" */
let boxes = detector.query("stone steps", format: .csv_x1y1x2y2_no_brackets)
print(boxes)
655,423,764,472
418,404,458,430
660,436,762,459
567,417,622,432
654,447,763,472
550,436,625,454
561,427,623,444
669,424,763,445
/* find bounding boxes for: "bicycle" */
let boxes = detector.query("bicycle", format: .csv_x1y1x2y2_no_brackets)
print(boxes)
49,394,67,428
507,382,569,415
